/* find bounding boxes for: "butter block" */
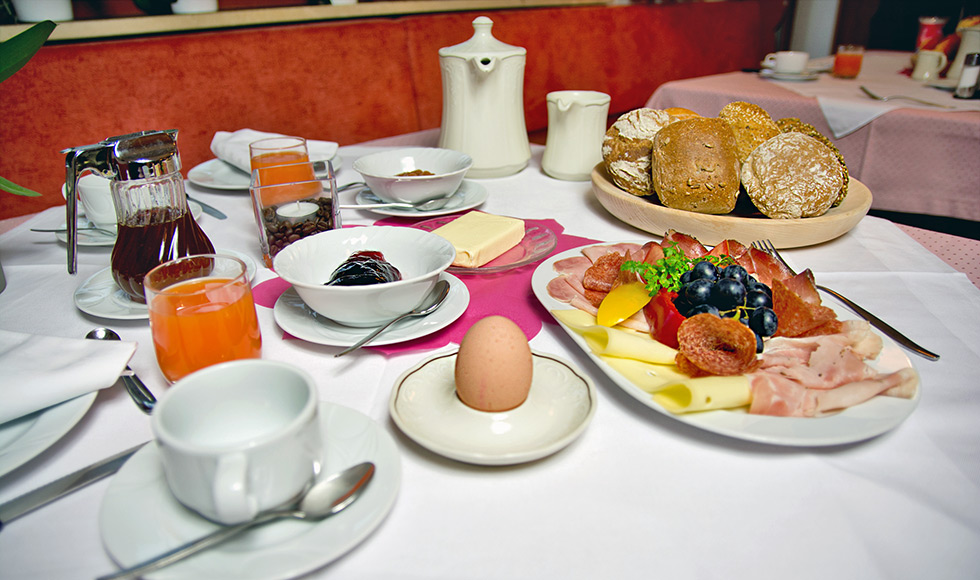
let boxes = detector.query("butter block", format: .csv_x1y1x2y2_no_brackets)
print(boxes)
432,212,525,268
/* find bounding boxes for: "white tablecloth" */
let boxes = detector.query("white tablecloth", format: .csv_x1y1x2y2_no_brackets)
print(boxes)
1,134,979,580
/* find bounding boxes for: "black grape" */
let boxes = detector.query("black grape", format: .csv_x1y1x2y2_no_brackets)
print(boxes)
690,261,719,282
710,278,745,311
745,290,773,310
749,307,778,337
721,264,748,284
683,279,714,306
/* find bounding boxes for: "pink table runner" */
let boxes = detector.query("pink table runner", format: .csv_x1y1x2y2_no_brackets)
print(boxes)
252,217,599,355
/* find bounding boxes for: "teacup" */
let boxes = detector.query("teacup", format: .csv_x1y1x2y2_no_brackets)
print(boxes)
151,359,323,524
763,51,810,74
911,49,948,81
62,174,116,226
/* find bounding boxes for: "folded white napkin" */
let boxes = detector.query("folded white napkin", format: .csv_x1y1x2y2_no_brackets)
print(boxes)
210,129,339,173
0,330,136,424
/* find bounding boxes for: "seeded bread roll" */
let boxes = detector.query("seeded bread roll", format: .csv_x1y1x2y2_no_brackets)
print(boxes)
777,117,849,206
650,117,741,214
602,108,675,196
718,101,781,162
741,132,845,219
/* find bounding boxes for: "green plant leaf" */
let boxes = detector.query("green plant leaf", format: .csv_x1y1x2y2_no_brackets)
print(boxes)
0,20,56,84
0,176,41,197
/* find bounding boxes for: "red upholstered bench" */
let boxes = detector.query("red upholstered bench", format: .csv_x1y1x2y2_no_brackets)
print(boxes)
0,2,773,219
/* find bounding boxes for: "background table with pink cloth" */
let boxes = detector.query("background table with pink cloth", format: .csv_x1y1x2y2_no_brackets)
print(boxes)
1,134,979,580
646,51,980,222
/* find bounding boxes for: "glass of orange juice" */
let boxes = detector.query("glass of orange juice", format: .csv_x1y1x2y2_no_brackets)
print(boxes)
249,137,316,185
144,254,262,383
833,45,864,79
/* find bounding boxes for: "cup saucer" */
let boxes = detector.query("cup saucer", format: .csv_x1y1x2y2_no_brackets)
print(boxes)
352,180,488,217
73,250,257,320
99,402,400,580
274,272,469,347
389,349,597,465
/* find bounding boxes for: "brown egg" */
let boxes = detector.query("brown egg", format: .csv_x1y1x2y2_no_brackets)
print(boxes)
455,316,533,412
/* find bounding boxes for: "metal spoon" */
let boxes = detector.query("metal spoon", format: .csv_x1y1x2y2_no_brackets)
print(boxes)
85,328,155,414
97,461,375,580
335,280,451,357
339,188,454,212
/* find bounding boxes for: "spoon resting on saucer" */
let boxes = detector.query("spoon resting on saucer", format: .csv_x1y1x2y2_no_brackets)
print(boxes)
339,190,453,212
97,461,375,580
335,279,451,357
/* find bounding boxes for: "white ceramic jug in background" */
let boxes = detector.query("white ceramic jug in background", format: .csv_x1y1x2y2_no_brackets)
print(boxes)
438,17,531,178
542,91,611,181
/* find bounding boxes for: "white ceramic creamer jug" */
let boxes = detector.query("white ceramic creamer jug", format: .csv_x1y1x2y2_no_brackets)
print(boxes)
542,90,611,181
438,16,530,178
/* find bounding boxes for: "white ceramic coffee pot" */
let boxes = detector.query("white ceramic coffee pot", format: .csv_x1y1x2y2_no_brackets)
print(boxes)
438,16,530,178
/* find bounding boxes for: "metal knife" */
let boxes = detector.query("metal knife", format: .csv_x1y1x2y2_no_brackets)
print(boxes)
186,195,227,220
0,442,148,531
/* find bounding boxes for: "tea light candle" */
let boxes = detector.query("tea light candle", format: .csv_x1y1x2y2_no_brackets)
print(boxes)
276,201,318,223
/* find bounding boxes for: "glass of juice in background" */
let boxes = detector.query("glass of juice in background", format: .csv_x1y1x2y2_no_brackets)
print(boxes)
145,254,262,383
833,45,864,78
249,136,316,185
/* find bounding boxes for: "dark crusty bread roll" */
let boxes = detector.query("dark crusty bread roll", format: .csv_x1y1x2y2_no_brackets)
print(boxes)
741,132,845,219
718,101,781,162
602,108,675,196
777,117,849,206
650,117,741,214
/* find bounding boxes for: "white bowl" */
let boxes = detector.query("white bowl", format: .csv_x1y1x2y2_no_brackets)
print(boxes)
273,226,456,327
352,147,472,204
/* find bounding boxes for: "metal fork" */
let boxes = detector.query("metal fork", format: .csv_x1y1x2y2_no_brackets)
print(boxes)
752,240,939,361
859,85,955,109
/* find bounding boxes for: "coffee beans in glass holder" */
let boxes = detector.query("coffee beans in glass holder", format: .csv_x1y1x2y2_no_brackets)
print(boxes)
250,161,341,267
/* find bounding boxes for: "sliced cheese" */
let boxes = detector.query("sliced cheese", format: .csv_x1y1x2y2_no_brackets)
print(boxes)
551,309,677,364
652,376,751,413
432,212,525,268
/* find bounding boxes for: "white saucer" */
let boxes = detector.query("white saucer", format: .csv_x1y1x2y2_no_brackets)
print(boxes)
274,272,469,348
759,69,819,81
55,201,204,247
0,393,97,479
188,157,343,191
353,180,488,217
390,350,597,465
73,251,258,321
926,78,958,91
99,402,400,580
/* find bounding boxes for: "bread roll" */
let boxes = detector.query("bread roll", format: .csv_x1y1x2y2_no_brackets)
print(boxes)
651,117,741,214
718,101,781,162
777,117,849,206
741,132,845,219
602,108,675,196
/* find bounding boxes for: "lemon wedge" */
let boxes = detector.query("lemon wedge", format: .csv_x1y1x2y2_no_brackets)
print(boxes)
596,281,652,327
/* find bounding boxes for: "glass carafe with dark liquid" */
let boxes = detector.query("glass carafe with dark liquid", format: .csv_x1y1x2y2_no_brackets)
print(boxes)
63,131,214,303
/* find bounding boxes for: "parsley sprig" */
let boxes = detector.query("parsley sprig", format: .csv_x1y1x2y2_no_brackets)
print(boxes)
622,242,733,295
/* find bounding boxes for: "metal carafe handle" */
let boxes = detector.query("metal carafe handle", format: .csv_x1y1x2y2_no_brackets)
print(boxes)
62,130,179,274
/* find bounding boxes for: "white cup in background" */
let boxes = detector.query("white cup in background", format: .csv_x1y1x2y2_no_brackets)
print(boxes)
911,49,948,81
151,360,323,524
763,51,810,74
76,174,116,226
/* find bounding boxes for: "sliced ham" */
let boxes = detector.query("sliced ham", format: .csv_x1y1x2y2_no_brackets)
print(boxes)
581,243,642,263
748,320,915,417
662,230,707,258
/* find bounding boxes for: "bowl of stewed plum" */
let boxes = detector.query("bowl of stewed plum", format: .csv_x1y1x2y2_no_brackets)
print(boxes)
273,226,456,327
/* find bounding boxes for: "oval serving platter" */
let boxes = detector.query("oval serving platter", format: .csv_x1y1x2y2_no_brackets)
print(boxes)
590,163,872,249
